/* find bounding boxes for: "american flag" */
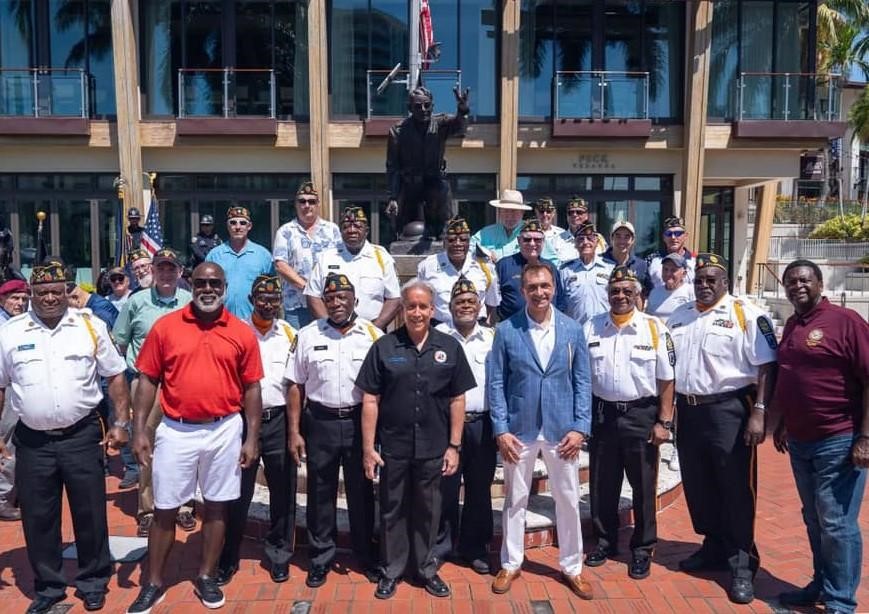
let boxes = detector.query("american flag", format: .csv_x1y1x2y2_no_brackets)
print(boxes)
140,191,163,256
419,0,434,69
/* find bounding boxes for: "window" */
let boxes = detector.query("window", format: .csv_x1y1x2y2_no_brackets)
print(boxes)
707,0,814,120
139,0,309,118
0,0,115,117
519,0,684,122
328,0,499,120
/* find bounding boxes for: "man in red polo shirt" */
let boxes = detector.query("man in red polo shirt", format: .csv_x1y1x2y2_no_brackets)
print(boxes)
772,259,869,614
127,262,264,614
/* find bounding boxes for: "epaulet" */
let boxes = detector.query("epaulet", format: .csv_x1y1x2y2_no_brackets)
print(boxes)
373,245,386,275
476,257,493,288
79,312,99,356
733,299,747,332
363,322,380,342
646,317,659,351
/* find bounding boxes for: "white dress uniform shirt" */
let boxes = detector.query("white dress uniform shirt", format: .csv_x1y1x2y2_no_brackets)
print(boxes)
304,241,401,323
248,317,297,408
542,225,573,267
417,252,500,326
0,309,126,430
272,217,342,311
559,257,614,325
285,317,381,408
666,294,777,396
435,322,494,414
527,307,556,369
583,310,675,402
646,282,695,320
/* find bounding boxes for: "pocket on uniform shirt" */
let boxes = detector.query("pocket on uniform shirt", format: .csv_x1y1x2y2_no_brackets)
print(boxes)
312,355,335,379
588,346,606,376
703,330,736,357
358,275,382,298
12,354,44,386
352,350,368,364
63,352,94,382
629,349,656,382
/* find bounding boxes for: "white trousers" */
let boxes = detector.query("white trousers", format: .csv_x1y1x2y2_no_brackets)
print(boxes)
500,439,584,576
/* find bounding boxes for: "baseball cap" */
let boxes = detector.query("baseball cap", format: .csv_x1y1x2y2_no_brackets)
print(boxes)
611,220,635,236
662,253,687,268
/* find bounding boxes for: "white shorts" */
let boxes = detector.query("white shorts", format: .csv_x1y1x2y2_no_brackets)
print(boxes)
152,412,243,510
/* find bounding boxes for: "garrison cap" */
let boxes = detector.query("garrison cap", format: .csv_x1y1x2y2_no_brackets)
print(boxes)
226,205,251,221
520,219,545,235
450,276,477,301
695,252,728,273
573,221,598,238
663,216,685,229
341,206,368,225
446,217,471,236
609,265,639,284
323,273,354,295
535,197,556,211
128,248,151,263
296,180,318,198
566,197,588,212
251,274,282,296
152,248,181,267
30,262,66,285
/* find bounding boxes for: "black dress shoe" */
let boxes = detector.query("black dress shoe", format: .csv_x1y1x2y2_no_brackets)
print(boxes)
678,549,728,572
270,562,290,583
26,595,65,614
628,555,651,580
423,574,451,597
728,577,755,604
375,576,400,599
468,557,491,575
81,591,106,611
778,582,823,606
215,565,237,586
363,566,381,583
306,565,329,588
585,545,615,567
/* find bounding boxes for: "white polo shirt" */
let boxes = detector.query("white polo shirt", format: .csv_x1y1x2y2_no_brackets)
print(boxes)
248,318,297,409
417,251,500,325
584,310,675,402
0,308,126,430
666,295,777,396
285,317,381,408
435,322,494,414
304,241,401,323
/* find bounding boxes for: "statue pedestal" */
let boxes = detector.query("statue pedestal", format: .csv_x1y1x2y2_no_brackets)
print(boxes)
390,238,443,281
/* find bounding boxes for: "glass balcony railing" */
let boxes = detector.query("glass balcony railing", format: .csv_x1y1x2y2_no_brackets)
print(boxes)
737,73,842,121
177,69,276,119
0,68,89,118
366,69,462,119
554,71,649,120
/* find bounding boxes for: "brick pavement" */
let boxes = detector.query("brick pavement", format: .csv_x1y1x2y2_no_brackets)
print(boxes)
0,443,866,613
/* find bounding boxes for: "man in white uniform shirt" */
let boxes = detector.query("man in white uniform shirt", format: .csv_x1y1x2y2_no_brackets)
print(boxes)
432,278,497,574
287,273,381,588
0,260,129,614
305,206,401,331
417,217,499,326
217,275,298,586
558,222,614,325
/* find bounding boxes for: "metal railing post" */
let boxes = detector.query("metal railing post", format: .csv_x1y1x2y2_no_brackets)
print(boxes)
80,70,87,118
598,72,606,120
177,71,184,118
223,68,230,118
32,70,39,118
643,73,649,119
738,74,744,121
366,70,372,120
782,73,790,121
270,69,276,119
553,74,559,121
827,77,834,121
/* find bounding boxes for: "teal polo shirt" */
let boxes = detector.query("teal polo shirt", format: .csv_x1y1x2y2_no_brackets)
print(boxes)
470,223,522,261
205,240,275,320
112,287,192,371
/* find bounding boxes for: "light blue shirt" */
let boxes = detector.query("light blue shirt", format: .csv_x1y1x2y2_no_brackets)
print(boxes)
558,257,614,325
206,240,275,320
469,223,522,261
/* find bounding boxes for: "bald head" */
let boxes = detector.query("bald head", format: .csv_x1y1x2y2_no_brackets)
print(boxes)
191,262,226,316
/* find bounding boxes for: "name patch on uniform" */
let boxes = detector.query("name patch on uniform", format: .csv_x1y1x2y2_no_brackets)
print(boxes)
313,345,328,351
327,265,340,270
665,332,676,366
713,319,734,329
634,345,653,351
434,350,447,363
16,344,35,351
588,341,600,348
757,316,778,349
596,273,609,280
387,356,407,364
670,322,684,330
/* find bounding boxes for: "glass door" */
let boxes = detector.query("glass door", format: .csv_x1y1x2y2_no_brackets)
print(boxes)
700,187,734,276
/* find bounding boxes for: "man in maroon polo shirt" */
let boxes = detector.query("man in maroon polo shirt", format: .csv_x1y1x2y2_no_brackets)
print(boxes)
772,259,869,614
126,262,264,614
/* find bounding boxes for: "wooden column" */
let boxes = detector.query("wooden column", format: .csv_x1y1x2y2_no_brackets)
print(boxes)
498,0,521,192
308,0,331,219
681,0,714,251
110,0,144,211
746,181,777,294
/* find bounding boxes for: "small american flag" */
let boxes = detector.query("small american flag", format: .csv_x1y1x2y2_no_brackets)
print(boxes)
140,191,163,256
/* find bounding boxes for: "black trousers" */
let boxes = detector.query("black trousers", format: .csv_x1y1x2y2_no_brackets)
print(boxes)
379,453,442,580
433,416,497,562
220,410,297,569
14,413,111,599
304,408,375,568
676,392,760,579
589,397,659,557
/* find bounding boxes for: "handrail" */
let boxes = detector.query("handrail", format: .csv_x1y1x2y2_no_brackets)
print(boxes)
737,71,842,122
177,68,275,119
177,67,273,73
556,70,651,76
0,68,89,118
554,70,650,120
740,71,842,77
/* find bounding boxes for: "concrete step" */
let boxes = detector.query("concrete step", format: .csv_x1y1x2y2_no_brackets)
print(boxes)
223,443,684,550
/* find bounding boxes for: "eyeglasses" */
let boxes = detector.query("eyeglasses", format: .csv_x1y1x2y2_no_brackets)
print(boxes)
193,278,225,289
608,287,637,297
109,275,125,283
297,198,318,205
446,235,469,244
576,235,597,243
567,209,587,216
342,221,366,230
228,219,250,227
537,207,555,213
664,230,685,238
412,102,432,111
520,237,543,244
254,296,282,306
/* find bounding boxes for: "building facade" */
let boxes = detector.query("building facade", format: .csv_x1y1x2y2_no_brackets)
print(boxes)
0,0,845,288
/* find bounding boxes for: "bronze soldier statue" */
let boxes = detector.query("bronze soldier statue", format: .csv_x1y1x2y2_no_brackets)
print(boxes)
386,86,470,241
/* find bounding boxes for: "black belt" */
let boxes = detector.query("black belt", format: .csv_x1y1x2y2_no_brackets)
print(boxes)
464,412,488,423
166,414,231,425
595,396,657,414
27,410,97,437
677,386,755,407
261,406,285,422
308,401,361,419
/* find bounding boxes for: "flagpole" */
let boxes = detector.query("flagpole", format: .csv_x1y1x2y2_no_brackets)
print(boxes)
409,0,421,90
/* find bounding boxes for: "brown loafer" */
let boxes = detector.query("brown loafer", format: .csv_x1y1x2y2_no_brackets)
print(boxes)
562,572,593,600
491,568,520,594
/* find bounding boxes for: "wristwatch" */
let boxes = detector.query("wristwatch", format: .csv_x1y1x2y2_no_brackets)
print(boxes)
448,442,462,453
656,419,674,432
113,420,130,429
752,402,767,412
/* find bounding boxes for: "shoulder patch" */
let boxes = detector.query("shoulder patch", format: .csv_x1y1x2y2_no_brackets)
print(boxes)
665,332,676,366
757,316,778,349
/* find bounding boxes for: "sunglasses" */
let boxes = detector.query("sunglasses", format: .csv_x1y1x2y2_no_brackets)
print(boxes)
446,235,469,243
254,295,282,306
193,278,225,289
229,219,250,227
537,207,555,213
520,237,543,244
576,234,597,243
412,102,432,111
297,198,318,205
567,209,587,215
109,275,125,283
664,229,685,238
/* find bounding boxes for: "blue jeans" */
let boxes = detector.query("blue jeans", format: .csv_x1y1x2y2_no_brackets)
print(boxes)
284,306,314,330
789,433,867,613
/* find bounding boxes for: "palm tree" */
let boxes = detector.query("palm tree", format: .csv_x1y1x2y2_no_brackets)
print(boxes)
817,0,869,71
849,85,869,208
